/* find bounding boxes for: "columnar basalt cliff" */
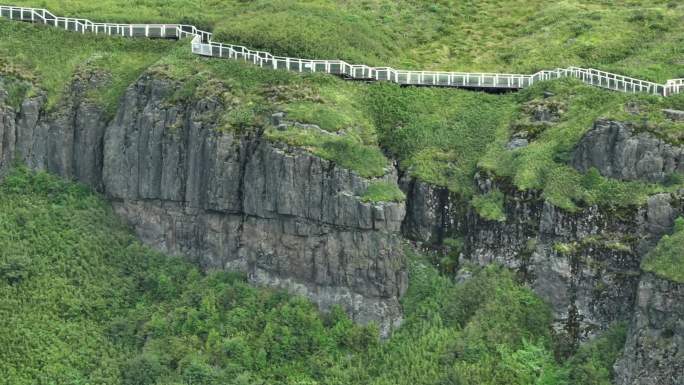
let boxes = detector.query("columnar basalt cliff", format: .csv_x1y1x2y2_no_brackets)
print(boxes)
1,72,682,383
402,174,647,340
0,74,407,335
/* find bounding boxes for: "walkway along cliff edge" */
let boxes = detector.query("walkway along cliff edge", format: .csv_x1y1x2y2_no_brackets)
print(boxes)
1,4,683,96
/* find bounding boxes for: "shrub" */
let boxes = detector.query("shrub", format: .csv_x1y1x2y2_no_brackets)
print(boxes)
471,190,506,222
642,217,684,282
121,354,165,385
360,181,405,203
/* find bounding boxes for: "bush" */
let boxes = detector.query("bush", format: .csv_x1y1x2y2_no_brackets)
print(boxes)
642,217,684,282
121,354,165,385
360,181,405,203
0,255,31,285
471,190,506,222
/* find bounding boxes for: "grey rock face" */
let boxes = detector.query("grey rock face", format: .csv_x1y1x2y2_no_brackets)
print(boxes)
4,72,108,189
506,138,529,150
663,109,684,122
614,274,684,385
102,77,406,334
402,169,684,382
0,97,16,178
572,119,684,183
0,74,407,335
400,173,682,344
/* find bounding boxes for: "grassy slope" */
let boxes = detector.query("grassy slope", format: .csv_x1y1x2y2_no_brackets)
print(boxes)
0,0,684,206
8,0,684,81
0,18,177,111
0,168,626,385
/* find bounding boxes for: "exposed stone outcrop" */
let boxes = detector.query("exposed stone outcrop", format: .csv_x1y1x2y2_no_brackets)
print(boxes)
402,173,645,342
663,108,684,122
572,119,684,183
614,273,684,385
0,73,407,335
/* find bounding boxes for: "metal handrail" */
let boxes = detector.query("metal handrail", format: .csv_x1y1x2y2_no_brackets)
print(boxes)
0,4,681,96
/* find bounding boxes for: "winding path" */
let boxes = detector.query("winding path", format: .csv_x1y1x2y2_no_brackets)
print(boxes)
1,4,682,97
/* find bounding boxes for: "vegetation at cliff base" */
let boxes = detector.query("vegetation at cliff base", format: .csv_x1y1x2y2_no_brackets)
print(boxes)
642,217,684,283
0,168,628,385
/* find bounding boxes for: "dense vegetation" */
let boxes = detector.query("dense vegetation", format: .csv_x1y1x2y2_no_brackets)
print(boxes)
0,18,176,111
0,168,627,385
642,217,684,283
0,3,679,383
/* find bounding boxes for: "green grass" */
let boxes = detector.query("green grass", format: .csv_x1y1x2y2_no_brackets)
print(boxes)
9,1,684,81
0,168,628,385
0,18,177,112
480,79,684,211
360,181,406,203
472,189,507,222
2,3,683,209
266,126,389,178
642,217,684,283
366,83,516,196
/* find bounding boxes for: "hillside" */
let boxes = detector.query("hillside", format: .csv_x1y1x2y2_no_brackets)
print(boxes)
0,167,631,385
1,1,683,384
1,12,683,211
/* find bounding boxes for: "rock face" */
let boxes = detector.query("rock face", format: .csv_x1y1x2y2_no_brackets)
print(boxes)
0,74,407,335
614,273,684,385
2,71,683,382
572,119,684,183
402,173,648,342
402,171,684,374
402,167,684,383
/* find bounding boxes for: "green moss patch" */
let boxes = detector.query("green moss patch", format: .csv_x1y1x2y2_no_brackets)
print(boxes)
642,217,684,283
360,181,405,203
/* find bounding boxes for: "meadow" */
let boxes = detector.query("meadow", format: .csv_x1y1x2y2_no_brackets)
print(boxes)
8,1,684,82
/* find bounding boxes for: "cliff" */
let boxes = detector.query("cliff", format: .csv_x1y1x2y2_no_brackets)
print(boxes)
401,124,684,383
0,73,407,335
614,273,684,385
572,119,684,183
1,71,682,383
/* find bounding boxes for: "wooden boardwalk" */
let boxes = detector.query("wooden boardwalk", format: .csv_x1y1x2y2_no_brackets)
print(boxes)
1,5,682,97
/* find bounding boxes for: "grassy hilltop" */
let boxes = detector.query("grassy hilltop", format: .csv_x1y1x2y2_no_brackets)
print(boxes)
8,0,684,82
2,2,684,208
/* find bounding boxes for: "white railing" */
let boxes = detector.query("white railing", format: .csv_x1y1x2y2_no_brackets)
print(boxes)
1,4,681,97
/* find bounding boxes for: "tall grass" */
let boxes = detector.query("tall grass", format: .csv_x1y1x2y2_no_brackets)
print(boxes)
8,0,684,80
